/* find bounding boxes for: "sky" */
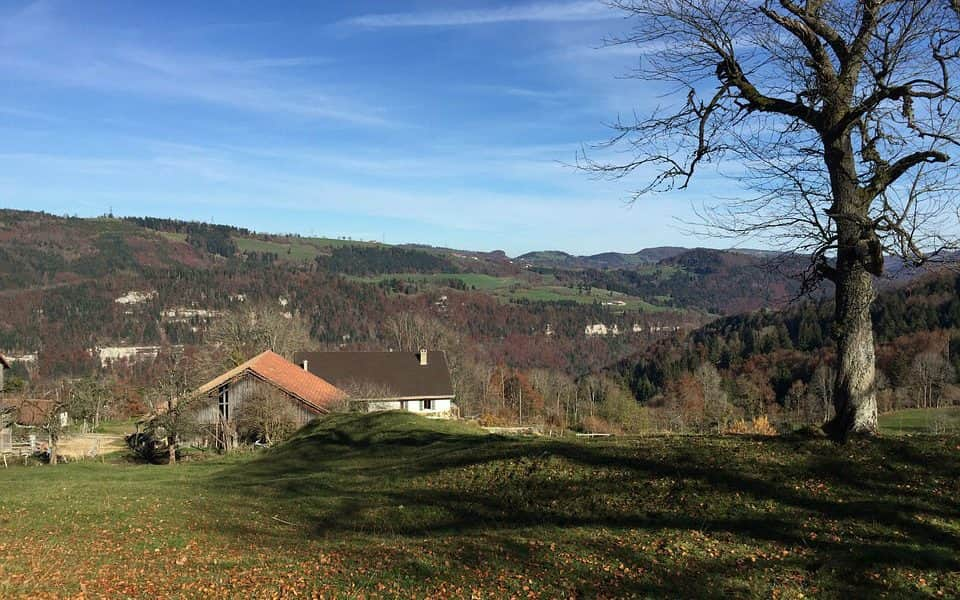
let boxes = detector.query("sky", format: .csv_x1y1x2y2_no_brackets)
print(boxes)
0,0,746,256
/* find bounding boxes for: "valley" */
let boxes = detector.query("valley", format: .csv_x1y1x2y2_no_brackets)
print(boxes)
1,208,958,439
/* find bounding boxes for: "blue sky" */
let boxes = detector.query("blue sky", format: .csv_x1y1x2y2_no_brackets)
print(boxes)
0,0,743,255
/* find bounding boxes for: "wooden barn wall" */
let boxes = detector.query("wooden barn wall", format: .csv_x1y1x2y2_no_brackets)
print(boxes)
195,376,319,426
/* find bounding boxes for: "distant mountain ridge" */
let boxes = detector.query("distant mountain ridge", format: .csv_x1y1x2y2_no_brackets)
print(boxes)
0,208,939,319
0,208,951,382
514,246,778,270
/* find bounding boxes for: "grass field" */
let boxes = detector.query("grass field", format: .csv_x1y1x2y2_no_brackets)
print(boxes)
233,236,380,262
508,285,669,311
360,272,671,311
880,406,960,435
358,272,523,291
1,412,958,598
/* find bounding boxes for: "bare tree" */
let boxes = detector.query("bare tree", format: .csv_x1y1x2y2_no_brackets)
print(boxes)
144,354,200,465
911,350,955,407
233,383,303,445
696,363,734,433
67,377,112,431
381,312,472,412
32,396,69,465
336,379,397,412
809,363,837,423
786,379,809,426
529,368,577,433
585,1,960,440
205,303,312,371
382,313,460,362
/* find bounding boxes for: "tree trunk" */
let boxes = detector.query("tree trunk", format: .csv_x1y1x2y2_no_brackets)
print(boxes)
825,262,879,440
820,130,881,442
168,437,177,465
518,385,523,427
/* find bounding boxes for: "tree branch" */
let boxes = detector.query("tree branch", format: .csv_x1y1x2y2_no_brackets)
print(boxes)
841,0,885,92
864,150,950,197
760,3,838,88
777,0,850,64
838,79,951,133
708,40,822,125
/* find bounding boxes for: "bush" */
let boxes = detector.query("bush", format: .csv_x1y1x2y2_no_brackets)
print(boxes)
725,415,778,436
477,411,523,428
581,415,622,435
598,387,653,433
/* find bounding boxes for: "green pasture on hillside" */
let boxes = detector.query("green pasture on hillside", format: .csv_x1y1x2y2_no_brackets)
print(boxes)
359,272,671,311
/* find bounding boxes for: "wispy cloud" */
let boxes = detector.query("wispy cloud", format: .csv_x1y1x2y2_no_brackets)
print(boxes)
0,0,57,47
240,56,332,69
0,3,386,126
466,83,571,101
343,1,611,28
0,51,390,126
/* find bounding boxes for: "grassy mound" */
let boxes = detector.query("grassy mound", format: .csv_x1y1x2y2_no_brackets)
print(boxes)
233,411,489,482
287,410,486,446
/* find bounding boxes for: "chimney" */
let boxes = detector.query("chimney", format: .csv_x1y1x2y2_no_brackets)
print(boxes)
301,359,309,371
419,349,428,366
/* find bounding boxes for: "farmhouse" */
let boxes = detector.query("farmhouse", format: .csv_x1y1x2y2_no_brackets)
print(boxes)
192,350,345,448
293,350,457,418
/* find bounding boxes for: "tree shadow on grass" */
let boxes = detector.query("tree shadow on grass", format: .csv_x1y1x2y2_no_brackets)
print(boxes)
205,427,960,597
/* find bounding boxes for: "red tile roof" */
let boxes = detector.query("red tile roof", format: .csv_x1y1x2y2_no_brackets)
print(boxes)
195,350,346,413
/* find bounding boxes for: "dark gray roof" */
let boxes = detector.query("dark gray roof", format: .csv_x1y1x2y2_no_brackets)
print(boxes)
292,351,454,400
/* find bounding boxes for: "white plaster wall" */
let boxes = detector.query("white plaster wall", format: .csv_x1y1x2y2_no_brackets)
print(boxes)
363,398,453,416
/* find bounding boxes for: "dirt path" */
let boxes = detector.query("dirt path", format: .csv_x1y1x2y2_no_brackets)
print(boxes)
57,433,127,460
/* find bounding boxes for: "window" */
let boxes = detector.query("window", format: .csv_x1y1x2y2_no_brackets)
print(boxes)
423,399,433,410
218,386,230,421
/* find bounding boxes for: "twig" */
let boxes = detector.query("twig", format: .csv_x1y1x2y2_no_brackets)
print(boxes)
271,515,298,527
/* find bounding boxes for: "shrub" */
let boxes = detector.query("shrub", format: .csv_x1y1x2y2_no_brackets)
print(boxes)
725,415,778,436
581,415,622,435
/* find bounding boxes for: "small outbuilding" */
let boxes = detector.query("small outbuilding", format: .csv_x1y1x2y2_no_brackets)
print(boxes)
0,397,65,455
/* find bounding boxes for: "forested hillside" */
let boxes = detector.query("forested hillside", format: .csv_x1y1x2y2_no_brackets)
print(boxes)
0,211,703,409
612,271,960,433
1,209,951,434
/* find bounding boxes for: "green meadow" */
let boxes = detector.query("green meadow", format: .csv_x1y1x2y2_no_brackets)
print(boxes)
0,412,957,598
